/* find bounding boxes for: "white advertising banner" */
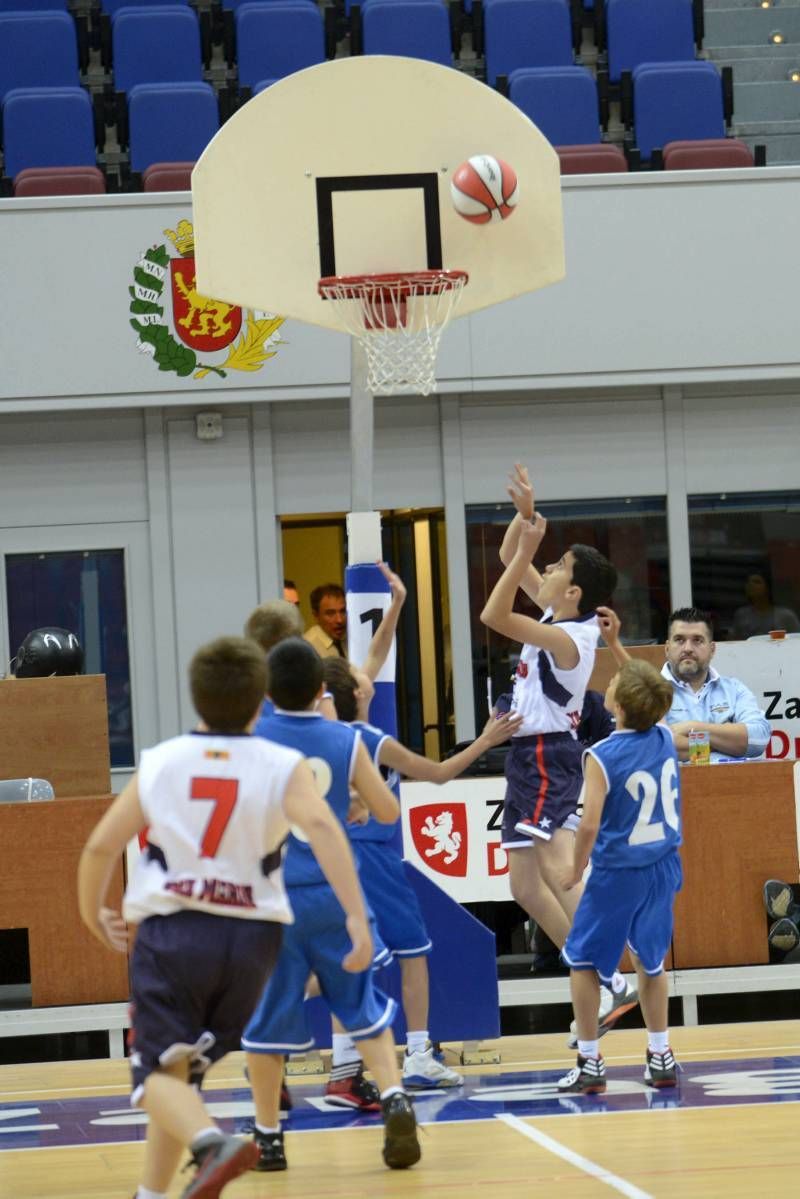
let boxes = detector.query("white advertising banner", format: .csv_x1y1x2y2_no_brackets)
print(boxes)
400,777,512,904
713,639,800,762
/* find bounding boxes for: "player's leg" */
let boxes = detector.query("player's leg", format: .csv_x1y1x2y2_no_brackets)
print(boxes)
629,852,682,1088
536,827,584,923
138,1060,191,1194
507,846,573,946
358,1029,421,1170
327,1012,381,1110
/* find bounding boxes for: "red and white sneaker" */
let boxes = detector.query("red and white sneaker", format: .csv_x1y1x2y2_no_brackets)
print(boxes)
325,1066,382,1111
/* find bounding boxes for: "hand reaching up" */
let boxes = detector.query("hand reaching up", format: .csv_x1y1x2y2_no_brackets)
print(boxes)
507,463,535,521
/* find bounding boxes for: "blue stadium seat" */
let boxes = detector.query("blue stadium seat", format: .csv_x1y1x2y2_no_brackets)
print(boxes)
254,79,278,93
2,86,95,178
221,0,316,10
0,12,79,103
128,81,218,173
508,66,601,146
606,0,695,85
101,0,189,14
632,61,725,162
362,0,452,65
0,0,67,9
112,6,203,93
484,0,574,88
235,3,325,88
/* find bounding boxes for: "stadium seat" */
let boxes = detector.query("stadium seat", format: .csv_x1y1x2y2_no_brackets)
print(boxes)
663,137,754,170
362,0,452,65
235,3,325,87
0,0,68,9
100,0,189,13
484,0,574,88
128,82,218,173
142,160,194,190
557,144,627,173
2,86,96,179
508,66,601,146
112,6,204,93
606,0,696,85
632,61,725,162
13,165,106,195
0,12,80,104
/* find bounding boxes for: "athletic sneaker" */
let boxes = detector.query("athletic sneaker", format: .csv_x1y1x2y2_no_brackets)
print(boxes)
566,980,639,1049
557,1054,606,1095
252,1128,287,1172
764,879,796,920
768,916,800,953
325,1066,382,1110
381,1092,421,1169
181,1134,259,1197
644,1048,678,1089
403,1043,463,1089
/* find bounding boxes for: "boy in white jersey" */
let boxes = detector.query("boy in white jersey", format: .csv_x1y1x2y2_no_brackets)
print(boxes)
78,636,372,1199
480,465,618,985
559,659,681,1094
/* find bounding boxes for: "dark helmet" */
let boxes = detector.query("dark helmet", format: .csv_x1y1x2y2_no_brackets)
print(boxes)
12,628,84,678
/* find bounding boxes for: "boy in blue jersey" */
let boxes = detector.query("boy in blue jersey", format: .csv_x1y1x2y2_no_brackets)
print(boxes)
242,637,421,1172
322,655,522,1094
558,658,682,1094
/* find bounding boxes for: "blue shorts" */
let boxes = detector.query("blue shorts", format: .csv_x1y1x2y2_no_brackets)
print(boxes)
242,883,396,1053
502,733,583,847
562,852,683,984
129,910,282,1103
355,841,432,957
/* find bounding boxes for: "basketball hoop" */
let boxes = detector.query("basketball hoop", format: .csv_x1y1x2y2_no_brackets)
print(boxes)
318,270,468,397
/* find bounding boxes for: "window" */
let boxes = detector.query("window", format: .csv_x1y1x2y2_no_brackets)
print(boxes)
6,549,134,768
688,491,800,640
466,498,669,730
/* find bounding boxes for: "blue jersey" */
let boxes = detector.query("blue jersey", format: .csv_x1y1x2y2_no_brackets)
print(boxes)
348,720,400,844
584,724,681,869
254,710,360,886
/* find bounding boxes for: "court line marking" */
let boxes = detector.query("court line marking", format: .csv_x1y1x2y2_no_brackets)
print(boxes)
496,1112,652,1199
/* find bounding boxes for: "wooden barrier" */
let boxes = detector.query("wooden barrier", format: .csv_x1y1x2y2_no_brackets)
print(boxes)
0,675,128,1005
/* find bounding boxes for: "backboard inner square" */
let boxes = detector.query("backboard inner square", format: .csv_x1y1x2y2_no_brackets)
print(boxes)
331,189,430,277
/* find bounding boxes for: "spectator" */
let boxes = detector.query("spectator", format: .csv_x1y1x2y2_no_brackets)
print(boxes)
661,606,771,762
283,579,300,607
305,583,347,659
731,571,800,640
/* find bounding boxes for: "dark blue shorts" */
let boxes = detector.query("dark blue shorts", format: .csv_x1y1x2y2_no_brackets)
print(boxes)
502,733,583,847
562,852,683,984
355,841,432,957
128,910,282,1103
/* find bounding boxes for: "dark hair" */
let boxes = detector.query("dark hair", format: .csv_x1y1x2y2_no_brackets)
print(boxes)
283,578,297,589
189,636,266,733
244,600,303,653
613,660,673,732
267,637,323,711
667,607,714,640
568,544,617,615
322,657,359,722
310,583,345,614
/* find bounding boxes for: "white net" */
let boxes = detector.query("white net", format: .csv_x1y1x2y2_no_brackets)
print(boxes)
318,271,468,397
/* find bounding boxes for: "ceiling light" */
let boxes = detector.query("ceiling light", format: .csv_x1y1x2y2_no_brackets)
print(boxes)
770,30,786,43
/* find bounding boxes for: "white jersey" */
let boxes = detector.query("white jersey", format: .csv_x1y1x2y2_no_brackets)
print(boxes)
123,732,301,925
511,608,600,737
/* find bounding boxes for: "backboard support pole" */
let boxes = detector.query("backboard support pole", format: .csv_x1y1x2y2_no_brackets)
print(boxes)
350,338,374,513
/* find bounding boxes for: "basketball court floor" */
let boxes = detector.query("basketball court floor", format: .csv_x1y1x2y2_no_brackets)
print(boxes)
2,1020,799,1198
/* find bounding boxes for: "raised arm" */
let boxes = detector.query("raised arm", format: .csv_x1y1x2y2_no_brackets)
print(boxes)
379,710,523,784
596,606,630,667
361,562,406,682
499,464,545,604
481,518,579,670
351,739,400,823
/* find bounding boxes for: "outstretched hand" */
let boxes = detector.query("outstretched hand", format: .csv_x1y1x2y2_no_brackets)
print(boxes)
507,463,535,521
481,710,524,746
596,605,622,645
517,514,547,560
377,561,407,607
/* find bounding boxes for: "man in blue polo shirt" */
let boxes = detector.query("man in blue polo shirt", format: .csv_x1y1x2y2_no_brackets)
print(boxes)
661,607,770,762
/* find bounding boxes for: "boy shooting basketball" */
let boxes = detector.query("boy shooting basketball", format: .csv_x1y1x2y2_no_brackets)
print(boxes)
480,465,636,1027
78,636,372,1199
559,659,682,1093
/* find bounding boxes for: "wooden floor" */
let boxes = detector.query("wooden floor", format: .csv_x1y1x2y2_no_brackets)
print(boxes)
2,1022,800,1198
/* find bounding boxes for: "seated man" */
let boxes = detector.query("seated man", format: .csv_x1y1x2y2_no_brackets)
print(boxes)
660,607,771,762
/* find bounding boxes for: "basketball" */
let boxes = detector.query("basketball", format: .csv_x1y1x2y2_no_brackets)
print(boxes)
450,155,519,224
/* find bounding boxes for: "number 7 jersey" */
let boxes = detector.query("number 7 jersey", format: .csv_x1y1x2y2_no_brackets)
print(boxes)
584,724,682,869
123,731,302,924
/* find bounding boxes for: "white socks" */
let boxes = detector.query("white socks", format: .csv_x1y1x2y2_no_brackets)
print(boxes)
578,1039,600,1059
331,1033,360,1068
136,1189,167,1199
406,1030,429,1056
648,1030,669,1053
